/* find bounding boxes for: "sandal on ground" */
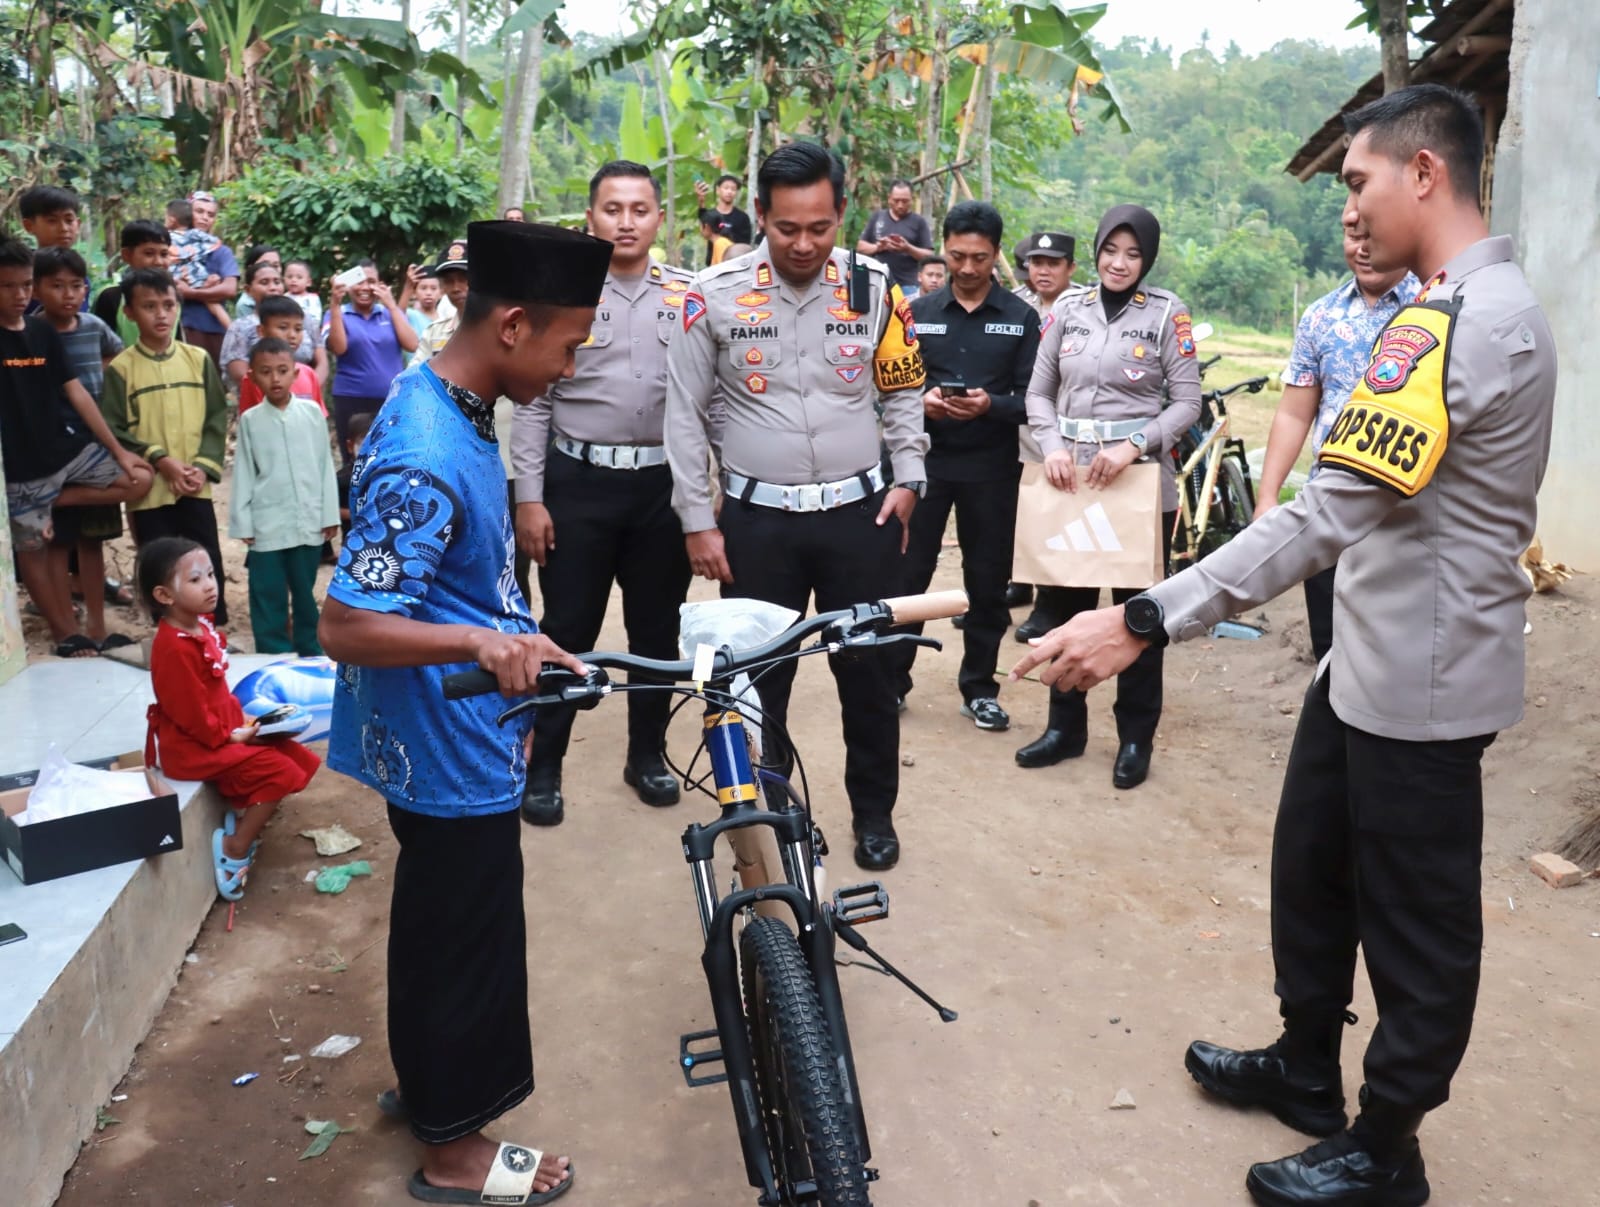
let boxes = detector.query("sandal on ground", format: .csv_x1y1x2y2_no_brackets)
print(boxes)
406,1144,574,1205
212,827,249,901
224,809,261,861
104,578,135,607
54,634,101,659
97,633,136,652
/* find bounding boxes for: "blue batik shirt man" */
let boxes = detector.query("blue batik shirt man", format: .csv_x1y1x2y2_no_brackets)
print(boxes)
327,362,536,813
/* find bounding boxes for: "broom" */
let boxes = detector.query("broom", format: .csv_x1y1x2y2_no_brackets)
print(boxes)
1554,791,1600,872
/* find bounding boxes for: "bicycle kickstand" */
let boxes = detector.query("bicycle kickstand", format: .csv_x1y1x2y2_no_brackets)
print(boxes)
835,920,958,1023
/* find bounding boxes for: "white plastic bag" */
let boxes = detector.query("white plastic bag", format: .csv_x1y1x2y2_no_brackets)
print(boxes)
15,746,152,826
678,598,799,759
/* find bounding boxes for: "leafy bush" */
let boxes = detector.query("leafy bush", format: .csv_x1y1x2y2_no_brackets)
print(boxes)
216,142,494,285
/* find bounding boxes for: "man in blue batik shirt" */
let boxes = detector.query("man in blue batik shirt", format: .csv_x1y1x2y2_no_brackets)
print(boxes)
320,220,611,1207
1253,226,1419,661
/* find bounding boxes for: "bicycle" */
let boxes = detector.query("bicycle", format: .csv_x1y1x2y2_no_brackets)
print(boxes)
442,591,966,1206
1168,374,1269,565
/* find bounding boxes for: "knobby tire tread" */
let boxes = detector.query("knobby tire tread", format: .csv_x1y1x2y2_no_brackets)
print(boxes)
740,915,871,1207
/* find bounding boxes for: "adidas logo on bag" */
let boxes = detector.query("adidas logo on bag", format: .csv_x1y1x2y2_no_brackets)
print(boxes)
1045,502,1125,553
159,834,176,847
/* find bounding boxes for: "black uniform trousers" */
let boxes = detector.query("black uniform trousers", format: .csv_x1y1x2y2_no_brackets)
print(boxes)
718,489,903,823
888,465,1019,703
1272,671,1493,1111
1045,509,1175,746
1303,563,1336,663
129,497,229,626
527,452,690,767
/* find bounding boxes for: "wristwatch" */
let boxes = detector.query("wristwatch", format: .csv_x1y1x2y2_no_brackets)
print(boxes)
1127,431,1148,456
898,480,927,499
1123,593,1169,648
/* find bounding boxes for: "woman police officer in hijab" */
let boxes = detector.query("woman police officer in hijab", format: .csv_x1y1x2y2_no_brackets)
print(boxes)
1014,204,1201,788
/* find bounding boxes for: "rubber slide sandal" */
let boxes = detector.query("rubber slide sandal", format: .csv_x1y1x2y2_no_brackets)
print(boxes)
406,1143,574,1205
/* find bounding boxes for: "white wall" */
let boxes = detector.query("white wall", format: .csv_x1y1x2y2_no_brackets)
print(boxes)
1493,0,1600,568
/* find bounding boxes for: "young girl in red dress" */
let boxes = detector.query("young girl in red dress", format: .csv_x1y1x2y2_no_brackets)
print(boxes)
139,537,321,900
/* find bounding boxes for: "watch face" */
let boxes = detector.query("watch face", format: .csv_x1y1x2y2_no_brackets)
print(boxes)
1126,596,1159,633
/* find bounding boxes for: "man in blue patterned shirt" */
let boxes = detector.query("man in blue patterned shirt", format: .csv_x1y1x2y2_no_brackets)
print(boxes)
320,220,610,1206
1254,229,1418,660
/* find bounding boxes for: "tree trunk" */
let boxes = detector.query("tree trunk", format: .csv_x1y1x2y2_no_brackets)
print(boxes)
455,0,469,156
746,48,763,210
499,0,520,160
975,50,996,202
498,28,541,213
389,0,411,155
1378,0,1409,92
652,48,677,263
917,4,948,222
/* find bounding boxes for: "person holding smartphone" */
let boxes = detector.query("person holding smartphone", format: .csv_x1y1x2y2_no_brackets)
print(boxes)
887,202,1041,732
323,260,418,449
856,179,934,298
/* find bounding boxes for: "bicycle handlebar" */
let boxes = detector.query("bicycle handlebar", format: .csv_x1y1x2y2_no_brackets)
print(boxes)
1207,375,1270,399
440,590,969,703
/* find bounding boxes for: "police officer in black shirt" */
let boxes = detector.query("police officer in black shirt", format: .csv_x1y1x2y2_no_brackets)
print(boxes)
888,202,1042,730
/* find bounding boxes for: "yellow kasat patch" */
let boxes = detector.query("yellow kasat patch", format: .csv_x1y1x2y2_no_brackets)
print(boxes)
1317,303,1452,497
872,285,925,392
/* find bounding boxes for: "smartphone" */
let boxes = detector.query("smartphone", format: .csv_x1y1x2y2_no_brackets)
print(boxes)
939,380,969,397
333,265,367,290
0,923,26,947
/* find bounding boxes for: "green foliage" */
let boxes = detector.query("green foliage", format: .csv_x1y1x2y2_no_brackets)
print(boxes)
216,142,494,284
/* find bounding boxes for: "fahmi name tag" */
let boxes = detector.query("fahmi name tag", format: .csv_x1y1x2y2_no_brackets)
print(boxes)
1317,303,1453,497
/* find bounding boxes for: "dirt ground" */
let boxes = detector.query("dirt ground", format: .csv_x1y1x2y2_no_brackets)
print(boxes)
50,543,1600,1206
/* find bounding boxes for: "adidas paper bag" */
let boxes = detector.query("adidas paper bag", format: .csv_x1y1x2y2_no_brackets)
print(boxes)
1012,460,1163,590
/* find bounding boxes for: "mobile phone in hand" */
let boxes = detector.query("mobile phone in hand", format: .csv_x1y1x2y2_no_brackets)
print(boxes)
334,265,367,290
939,380,969,397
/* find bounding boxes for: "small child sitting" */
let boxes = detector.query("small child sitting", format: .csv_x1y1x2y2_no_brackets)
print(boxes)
139,536,321,900
229,339,339,656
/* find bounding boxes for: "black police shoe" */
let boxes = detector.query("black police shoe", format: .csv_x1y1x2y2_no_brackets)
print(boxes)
1005,582,1034,609
853,819,899,871
1113,741,1152,788
1013,613,1057,643
1015,728,1087,768
950,613,965,631
623,758,680,807
1185,1037,1348,1137
1245,1129,1429,1207
521,772,564,826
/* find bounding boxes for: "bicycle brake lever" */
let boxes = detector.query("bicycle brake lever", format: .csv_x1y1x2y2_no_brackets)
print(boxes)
874,633,943,653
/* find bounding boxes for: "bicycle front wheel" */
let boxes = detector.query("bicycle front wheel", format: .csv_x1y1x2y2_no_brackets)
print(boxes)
740,915,872,1206
1197,456,1255,560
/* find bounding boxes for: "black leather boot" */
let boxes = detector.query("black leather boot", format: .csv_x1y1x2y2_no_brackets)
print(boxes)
623,752,680,807
1245,1086,1429,1206
1185,1011,1355,1137
853,817,899,871
1112,741,1152,788
1015,691,1087,768
521,761,564,826
1004,582,1034,608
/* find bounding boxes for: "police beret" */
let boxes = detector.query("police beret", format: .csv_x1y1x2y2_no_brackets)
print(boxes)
1029,231,1075,261
465,220,613,309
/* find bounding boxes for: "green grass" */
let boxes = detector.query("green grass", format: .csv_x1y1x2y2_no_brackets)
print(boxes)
1194,327,1316,481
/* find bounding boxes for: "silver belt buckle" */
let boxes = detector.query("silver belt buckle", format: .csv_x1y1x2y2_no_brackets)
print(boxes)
1074,419,1098,442
799,483,825,511
612,445,637,470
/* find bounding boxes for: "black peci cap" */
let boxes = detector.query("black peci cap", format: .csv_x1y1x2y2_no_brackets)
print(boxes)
466,221,612,308
433,237,469,273
1013,232,1037,271
1028,231,1075,261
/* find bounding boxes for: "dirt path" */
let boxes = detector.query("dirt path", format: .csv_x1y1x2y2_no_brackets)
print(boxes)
55,565,1600,1206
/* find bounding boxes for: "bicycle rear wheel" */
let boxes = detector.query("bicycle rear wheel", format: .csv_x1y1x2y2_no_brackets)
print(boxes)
740,915,871,1206
1196,457,1255,560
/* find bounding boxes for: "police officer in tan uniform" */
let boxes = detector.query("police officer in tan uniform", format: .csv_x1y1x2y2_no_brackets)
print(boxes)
665,142,927,871
1013,86,1558,1206
511,162,694,825
1015,204,1201,789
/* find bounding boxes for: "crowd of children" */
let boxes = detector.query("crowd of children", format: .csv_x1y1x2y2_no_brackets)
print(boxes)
3,181,461,897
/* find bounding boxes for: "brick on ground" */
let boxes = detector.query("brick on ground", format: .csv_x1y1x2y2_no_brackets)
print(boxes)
1529,851,1586,889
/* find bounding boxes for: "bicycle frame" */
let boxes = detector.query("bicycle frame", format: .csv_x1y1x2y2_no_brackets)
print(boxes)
1172,406,1233,562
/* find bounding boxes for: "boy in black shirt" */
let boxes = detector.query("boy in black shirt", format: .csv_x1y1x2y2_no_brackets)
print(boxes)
0,239,153,655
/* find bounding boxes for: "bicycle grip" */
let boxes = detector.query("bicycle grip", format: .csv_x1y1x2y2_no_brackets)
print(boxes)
442,668,501,699
881,590,969,624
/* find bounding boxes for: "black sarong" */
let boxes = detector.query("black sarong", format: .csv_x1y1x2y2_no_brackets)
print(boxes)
387,803,534,1143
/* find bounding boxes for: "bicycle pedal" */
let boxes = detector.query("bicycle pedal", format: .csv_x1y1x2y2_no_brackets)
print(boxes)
832,880,890,925
677,1029,728,1088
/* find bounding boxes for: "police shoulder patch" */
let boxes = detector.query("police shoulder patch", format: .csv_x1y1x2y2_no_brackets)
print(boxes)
682,292,707,332
1317,302,1453,498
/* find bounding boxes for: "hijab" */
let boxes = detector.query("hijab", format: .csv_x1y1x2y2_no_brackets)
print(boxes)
1092,204,1161,318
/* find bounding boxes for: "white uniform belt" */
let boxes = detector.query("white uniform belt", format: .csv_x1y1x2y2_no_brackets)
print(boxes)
554,435,667,470
724,464,886,512
1059,417,1148,442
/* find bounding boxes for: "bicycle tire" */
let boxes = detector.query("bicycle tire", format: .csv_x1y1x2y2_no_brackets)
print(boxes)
740,915,872,1207
1197,457,1254,559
